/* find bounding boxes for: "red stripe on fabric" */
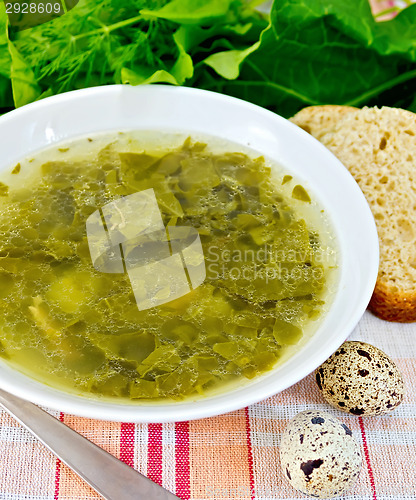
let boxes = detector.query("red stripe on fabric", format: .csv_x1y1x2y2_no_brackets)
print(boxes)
148,423,163,485
244,407,255,500
359,416,377,500
175,421,191,500
120,422,136,468
53,412,64,500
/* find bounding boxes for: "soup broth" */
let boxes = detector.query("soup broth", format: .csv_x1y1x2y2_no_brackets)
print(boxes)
0,133,338,401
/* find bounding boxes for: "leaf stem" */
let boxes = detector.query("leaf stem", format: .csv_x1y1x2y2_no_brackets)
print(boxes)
73,15,144,41
246,0,270,8
344,69,416,106
245,60,321,104
219,79,321,105
222,64,416,109
374,6,401,18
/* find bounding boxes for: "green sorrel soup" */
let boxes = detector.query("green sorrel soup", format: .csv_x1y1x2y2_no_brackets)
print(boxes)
0,132,338,401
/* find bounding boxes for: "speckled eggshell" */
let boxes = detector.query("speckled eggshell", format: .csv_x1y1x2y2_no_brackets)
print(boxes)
280,410,362,499
315,341,405,416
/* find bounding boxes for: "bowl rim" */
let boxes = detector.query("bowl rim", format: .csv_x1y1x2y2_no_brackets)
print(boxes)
0,84,379,422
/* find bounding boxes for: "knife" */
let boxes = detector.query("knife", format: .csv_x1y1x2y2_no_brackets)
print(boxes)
0,388,179,500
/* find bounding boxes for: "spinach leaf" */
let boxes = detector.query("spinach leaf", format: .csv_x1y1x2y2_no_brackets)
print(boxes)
0,5,41,108
197,0,416,116
0,5,11,80
8,42,42,107
0,4,12,109
203,41,260,80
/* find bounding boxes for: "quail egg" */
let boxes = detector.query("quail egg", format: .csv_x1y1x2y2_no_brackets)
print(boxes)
280,410,362,498
315,341,404,416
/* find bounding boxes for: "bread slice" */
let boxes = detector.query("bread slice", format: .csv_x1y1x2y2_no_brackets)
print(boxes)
289,105,357,140
293,106,416,322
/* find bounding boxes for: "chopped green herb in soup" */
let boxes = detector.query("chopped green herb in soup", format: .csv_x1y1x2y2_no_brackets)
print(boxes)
0,134,337,401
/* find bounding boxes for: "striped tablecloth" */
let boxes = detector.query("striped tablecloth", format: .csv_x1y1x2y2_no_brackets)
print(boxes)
0,311,415,499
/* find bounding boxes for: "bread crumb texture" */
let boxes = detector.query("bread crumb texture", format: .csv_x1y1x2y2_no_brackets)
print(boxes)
317,106,416,322
289,105,357,140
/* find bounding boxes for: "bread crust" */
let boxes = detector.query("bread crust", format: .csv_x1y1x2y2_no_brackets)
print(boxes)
369,281,416,323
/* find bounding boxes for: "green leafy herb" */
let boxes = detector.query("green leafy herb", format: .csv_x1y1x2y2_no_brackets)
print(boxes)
0,0,415,116
0,0,265,109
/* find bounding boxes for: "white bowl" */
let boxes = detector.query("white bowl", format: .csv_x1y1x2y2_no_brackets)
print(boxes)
0,85,378,422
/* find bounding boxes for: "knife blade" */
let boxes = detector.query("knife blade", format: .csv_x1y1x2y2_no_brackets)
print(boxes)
0,388,180,500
